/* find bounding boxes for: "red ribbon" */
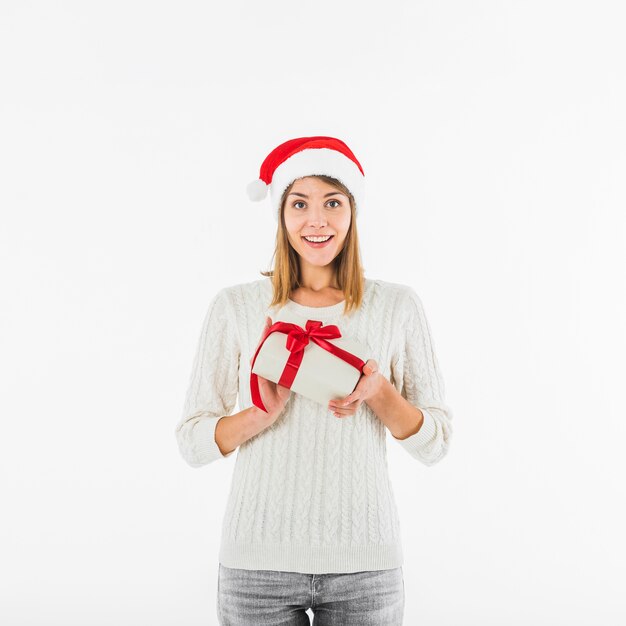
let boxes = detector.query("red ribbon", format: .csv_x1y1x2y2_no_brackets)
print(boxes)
250,319,366,413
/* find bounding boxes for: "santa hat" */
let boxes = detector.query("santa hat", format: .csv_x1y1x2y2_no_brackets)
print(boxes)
246,136,365,221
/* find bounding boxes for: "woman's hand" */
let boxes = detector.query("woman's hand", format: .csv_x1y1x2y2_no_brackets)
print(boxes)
250,317,291,424
328,359,383,418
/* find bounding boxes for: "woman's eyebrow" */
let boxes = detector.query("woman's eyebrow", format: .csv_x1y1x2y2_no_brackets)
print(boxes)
288,192,344,198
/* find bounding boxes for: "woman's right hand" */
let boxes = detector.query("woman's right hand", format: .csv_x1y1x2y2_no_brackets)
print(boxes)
250,316,291,425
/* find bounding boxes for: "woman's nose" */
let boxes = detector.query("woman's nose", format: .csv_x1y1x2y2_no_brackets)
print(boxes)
307,209,327,226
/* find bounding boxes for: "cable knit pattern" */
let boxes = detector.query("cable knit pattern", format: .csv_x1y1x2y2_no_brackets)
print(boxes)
174,276,454,574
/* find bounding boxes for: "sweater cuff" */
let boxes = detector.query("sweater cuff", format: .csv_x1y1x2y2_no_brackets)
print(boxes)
393,408,438,453
194,416,235,464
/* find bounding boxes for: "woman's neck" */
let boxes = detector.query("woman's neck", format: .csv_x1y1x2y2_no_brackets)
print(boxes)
297,264,339,292
289,285,345,307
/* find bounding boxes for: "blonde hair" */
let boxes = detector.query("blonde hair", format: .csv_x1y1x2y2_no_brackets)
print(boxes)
260,175,366,316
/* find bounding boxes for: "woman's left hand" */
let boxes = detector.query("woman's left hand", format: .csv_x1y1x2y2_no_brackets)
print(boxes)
328,359,383,418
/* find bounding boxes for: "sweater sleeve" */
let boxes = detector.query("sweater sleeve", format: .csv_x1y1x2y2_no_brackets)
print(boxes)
389,287,454,466
174,287,240,468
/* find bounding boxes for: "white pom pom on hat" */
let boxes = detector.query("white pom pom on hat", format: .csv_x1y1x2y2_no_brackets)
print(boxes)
246,178,268,202
246,135,365,222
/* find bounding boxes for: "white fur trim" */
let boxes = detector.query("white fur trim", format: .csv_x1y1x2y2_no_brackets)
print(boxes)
269,148,364,221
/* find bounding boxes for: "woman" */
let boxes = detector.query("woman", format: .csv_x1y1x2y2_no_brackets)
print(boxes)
175,136,454,625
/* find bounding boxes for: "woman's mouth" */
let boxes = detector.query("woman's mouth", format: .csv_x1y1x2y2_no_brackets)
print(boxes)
302,235,334,248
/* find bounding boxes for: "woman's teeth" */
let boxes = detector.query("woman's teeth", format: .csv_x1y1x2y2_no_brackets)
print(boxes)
302,235,334,248
304,236,331,242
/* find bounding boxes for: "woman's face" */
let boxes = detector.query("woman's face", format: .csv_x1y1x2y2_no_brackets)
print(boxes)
283,176,352,269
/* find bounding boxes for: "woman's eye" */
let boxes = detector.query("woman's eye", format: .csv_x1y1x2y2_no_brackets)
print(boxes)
292,200,340,209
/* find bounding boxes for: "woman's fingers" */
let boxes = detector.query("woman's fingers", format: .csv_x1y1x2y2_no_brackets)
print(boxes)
365,359,378,374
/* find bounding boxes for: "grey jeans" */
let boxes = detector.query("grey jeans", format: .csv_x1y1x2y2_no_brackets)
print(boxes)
217,563,405,625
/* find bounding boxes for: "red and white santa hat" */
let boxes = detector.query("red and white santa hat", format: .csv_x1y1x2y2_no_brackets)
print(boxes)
246,136,365,221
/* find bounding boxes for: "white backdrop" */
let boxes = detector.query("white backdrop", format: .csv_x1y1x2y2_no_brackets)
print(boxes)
1,1,625,625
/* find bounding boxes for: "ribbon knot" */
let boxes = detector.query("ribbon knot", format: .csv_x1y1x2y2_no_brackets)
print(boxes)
284,320,341,354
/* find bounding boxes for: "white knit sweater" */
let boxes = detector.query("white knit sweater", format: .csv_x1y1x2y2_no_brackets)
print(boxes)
174,276,453,574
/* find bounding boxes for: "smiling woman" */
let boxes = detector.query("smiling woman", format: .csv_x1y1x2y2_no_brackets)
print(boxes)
260,169,367,315
284,176,351,270
176,135,454,626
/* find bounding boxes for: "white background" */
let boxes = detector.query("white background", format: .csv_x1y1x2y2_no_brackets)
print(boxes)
1,1,625,624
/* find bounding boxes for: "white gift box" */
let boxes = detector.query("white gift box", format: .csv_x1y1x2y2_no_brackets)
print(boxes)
251,308,370,409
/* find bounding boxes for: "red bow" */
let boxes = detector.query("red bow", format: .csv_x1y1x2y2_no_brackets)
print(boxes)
250,319,366,413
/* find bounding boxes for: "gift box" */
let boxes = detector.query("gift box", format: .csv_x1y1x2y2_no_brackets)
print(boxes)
250,307,370,412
